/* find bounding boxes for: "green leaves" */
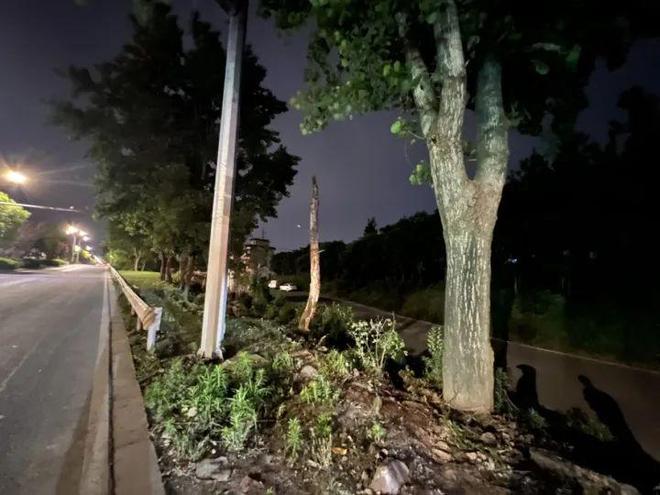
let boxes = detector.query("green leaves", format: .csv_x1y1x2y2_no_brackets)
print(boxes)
409,161,432,186
390,119,403,135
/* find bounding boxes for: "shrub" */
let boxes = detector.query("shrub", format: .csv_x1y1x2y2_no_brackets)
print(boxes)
250,277,273,317
347,318,407,374
276,303,297,325
42,258,68,267
0,257,20,270
313,303,355,348
494,368,518,416
423,326,444,387
21,258,43,269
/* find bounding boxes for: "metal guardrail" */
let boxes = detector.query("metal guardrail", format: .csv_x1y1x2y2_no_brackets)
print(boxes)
109,265,163,351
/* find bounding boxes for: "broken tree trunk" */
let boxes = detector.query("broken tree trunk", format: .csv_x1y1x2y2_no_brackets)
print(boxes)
299,176,320,332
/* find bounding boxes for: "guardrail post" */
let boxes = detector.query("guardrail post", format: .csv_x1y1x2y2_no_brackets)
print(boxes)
146,308,163,352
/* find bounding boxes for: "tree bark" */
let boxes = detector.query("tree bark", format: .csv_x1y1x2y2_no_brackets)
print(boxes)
299,177,320,332
159,251,166,281
401,0,507,412
165,255,173,283
133,252,141,272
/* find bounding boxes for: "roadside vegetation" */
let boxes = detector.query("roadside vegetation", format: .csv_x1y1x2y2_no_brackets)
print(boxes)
118,275,657,494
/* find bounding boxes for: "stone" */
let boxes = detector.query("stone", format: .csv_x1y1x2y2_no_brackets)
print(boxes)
464,452,478,463
480,432,497,446
430,448,452,464
239,475,264,493
369,460,409,494
297,364,318,380
195,457,231,481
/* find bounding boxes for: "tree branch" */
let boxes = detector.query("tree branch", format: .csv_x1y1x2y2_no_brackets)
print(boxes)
474,55,508,205
396,14,437,138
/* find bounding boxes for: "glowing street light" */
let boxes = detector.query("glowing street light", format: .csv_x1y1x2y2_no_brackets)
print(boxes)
65,225,79,236
3,170,28,185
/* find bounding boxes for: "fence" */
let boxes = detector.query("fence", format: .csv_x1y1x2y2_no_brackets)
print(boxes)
108,265,163,351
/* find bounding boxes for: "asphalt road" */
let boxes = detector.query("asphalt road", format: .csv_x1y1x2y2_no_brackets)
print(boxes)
0,265,107,494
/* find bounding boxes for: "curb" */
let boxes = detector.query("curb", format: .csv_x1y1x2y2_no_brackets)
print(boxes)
80,274,165,494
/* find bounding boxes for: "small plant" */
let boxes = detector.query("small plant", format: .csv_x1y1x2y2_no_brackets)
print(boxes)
285,416,303,460
145,358,190,421
184,365,227,426
423,326,444,387
367,420,386,442
221,386,258,451
347,318,407,374
231,351,254,385
525,408,548,432
272,350,295,374
315,303,355,348
494,368,518,416
565,408,614,442
310,419,333,468
300,375,338,405
320,350,351,379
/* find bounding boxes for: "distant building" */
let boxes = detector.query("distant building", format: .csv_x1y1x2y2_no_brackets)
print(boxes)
241,238,274,279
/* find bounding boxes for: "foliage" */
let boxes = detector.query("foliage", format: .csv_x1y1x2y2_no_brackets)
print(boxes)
300,374,338,406
319,350,351,380
362,217,377,237
0,192,30,246
314,303,355,348
423,326,444,387
221,386,258,451
347,319,407,374
494,368,518,417
53,3,298,263
0,256,20,270
285,416,303,460
276,303,297,325
367,420,386,443
250,277,273,317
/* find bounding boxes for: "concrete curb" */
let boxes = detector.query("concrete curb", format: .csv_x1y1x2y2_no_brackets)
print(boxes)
79,274,165,494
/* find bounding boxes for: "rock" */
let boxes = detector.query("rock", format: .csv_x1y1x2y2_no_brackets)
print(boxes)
239,475,264,493
530,448,640,495
430,448,452,463
464,452,478,463
369,460,409,494
480,432,497,446
195,457,231,481
297,364,318,381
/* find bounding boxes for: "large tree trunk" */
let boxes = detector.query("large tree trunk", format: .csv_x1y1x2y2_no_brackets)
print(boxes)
159,251,166,281
299,177,320,332
165,255,173,283
401,0,507,412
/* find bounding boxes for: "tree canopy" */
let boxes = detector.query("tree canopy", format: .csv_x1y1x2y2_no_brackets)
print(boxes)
0,192,30,247
53,3,298,266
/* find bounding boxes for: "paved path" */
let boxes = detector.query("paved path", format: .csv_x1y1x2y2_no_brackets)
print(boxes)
0,265,107,494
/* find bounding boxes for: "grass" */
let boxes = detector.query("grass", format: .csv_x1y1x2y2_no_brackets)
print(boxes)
0,257,20,270
119,270,162,290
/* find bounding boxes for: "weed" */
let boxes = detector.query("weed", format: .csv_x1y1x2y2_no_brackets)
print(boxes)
231,351,255,385
347,318,407,374
423,325,444,387
277,303,297,325
300,375,338,405
314,304,355,348
320,350,351,379
494,368,518,416
272,350,295,374
367,420,386,442
221,386,258,451
285,416,303,460
525,408,548,432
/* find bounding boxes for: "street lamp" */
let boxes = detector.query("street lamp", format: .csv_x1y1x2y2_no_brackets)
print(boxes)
3,170,28,185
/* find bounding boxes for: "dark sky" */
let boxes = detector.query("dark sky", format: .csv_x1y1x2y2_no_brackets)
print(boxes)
1,1,659,252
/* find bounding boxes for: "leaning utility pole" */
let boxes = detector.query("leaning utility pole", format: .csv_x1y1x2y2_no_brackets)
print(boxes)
199,0,248,359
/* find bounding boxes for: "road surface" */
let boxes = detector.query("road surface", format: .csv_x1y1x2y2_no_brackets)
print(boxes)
285,291,660,462
0,265,107,494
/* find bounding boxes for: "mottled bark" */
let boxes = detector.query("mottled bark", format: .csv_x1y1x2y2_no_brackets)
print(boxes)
404,0,507,412
299,177,320,332
159,251,166,281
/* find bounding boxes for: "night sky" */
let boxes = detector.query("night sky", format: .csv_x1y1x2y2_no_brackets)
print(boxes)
1,1,659,251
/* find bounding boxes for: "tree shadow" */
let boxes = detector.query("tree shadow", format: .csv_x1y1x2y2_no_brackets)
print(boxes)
512,365,660,492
